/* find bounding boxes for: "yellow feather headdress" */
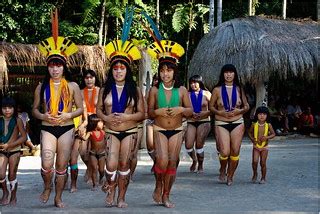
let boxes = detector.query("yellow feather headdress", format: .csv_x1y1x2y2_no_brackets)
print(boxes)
141,11,184,65
38,8,78,64
105,7,141,64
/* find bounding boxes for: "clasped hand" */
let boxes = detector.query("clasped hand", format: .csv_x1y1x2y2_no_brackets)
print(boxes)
110,113,128,126
45,111,71,125
157,107,183,117
0,143,8,151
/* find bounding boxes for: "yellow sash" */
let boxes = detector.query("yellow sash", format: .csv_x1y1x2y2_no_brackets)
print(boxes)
254,122,268,148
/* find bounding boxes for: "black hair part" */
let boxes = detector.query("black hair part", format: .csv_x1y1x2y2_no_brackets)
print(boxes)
86,114,102,132
80,69,100,89
254,106,270,122
188,74,207,92
156,61,181,88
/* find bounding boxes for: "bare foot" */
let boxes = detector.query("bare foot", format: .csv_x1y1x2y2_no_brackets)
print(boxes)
163,198,175,208
39,189,51,203
227,178,233,186
251,174,257,183
54,199,65,208
152,187,162,204
117,199,128,208
197,165,204,174
9,198,17,206
0,192,10,206
218,170,226,182
99,179,104,186
104,186,116,207
70,187,77,193
189,161,197,172
91,186,98,191
86,179,93,185
259,179,266,184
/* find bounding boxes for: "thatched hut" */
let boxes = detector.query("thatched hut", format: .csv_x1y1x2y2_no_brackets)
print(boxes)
189,16,319,107
0,42,108,91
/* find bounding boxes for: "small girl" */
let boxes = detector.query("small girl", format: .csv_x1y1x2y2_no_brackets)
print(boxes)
83,114,106,190
0,97,27,205
248,106,275,184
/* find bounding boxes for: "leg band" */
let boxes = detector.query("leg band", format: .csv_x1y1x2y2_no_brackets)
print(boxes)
70,164,78,170
9,179,17,191
118,169,130,176
55,169,67,176
230,155,240,161
0,178,5,183
105,169,117,181
154,165,166,174
166,168,177,175
196,148,204,154
219,154,228,160
186,148,193,153
41,167,54,174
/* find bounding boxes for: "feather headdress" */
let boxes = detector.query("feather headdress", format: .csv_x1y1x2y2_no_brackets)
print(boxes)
141,11,184,65
105,7,141,64
38,8,78,64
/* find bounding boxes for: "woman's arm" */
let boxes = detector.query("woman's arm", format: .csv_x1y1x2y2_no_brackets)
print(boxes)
7,118,27,150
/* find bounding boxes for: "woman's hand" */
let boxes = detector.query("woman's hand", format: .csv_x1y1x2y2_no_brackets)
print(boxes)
155,108,171,117
167,107,184,117
56,111,72,125
110,113,129,126
0,143,9,151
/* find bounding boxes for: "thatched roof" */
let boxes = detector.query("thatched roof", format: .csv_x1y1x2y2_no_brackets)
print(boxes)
188,16,320,90
0,42,109,90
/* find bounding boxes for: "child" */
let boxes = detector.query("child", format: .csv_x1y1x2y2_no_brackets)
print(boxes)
83,114,106,191
0,97,27,205
248,106,275,184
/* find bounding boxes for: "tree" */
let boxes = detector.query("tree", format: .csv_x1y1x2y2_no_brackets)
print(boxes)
209,0,214,30
172,1,209,81
217,0,222,25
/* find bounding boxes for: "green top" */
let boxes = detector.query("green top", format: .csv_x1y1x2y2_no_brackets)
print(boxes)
158,82,180,108
0,116,16,144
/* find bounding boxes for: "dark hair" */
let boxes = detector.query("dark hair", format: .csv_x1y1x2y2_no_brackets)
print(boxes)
1,97,17,117
152,74,159,86
214,64,245,108
80,69,100,89
86,114,102,132
188,75,207,92
102,59,138,112
254,106,270,122
40,57,72,105
156,61,181,88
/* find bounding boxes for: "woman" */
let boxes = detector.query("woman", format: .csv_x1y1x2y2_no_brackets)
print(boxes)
69,69,100,192
33,11,83,208
185,75,211,173
209,64,249,186
97,39,144,208
147,40,192,208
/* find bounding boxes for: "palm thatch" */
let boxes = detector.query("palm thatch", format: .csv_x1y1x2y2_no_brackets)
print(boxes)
0,42,109,90
189,16,319,90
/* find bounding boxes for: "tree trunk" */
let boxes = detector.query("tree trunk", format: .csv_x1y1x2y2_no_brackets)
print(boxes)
103,15,109,46
0,54,8,93
282,0,287,19
217,0,222,25
138,49,152,149
98,0,106,46
209,0,215,31
156,0,160,29
255,81,268,107
249,0,253,16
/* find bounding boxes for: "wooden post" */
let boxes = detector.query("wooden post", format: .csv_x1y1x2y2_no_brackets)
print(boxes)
0,53,8,94
255,80,268,107
138,49,152,149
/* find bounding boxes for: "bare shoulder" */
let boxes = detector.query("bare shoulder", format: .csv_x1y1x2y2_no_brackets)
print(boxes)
149,86,158,95
203,90,212,97
179,86,188,93
212,87,220,95
69,81,80,90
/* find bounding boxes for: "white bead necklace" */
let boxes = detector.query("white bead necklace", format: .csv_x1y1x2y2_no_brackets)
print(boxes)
116,84,124,89
162,83,173,90
258,122,266,127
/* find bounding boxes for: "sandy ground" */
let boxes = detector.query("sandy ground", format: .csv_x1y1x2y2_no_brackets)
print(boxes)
0,136,319,213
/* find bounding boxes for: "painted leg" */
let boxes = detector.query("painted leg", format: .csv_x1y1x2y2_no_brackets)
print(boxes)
54,170,67,208
196,148,204,173
227,155,240,186
70,167,78,193
153,166,165,204
39,168,53,203
0,179,9,206
186,148,197,172
9,179,18,206
218,155,228,182
102,170,117,207
117,169,130,208
162,168,176,208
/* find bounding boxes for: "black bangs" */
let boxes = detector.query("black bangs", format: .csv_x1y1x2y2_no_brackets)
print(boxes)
255,106,269,115
1,97,16,108
221,64,237,73
47,55,66,65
